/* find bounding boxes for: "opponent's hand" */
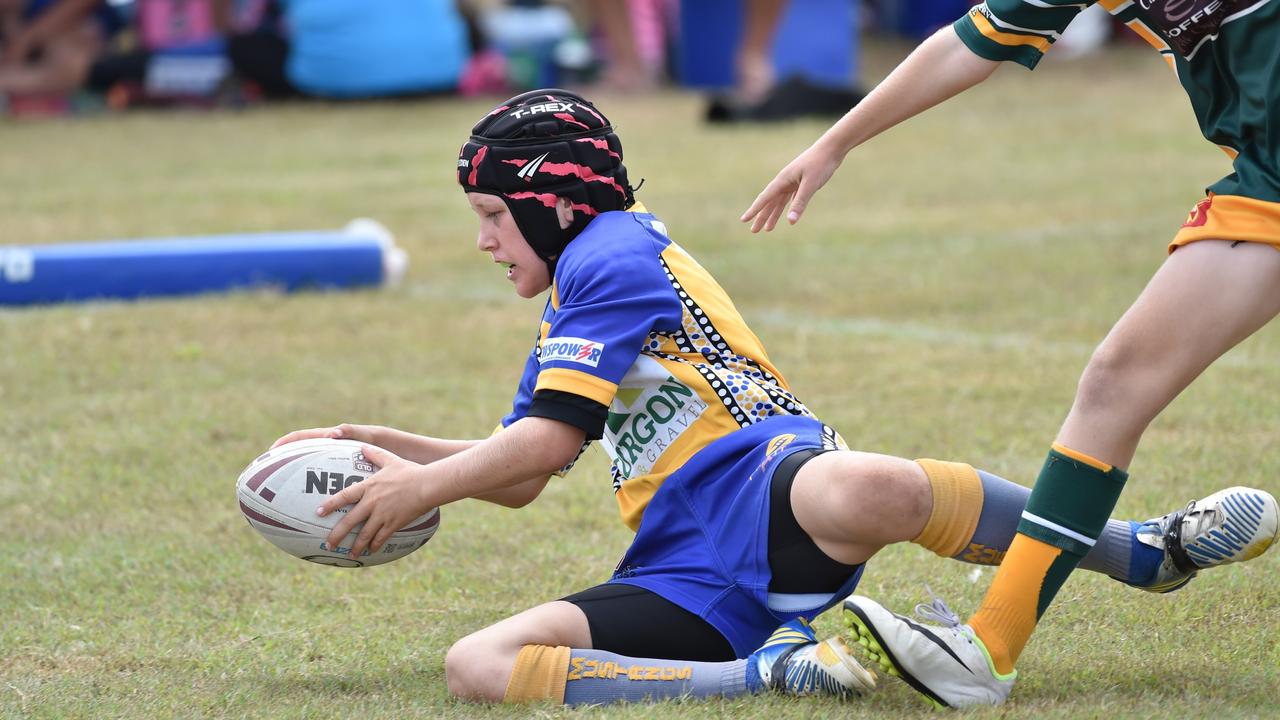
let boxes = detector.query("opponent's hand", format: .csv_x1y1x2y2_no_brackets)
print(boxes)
315,444,431,559
740,144,844,233
270,423,379,449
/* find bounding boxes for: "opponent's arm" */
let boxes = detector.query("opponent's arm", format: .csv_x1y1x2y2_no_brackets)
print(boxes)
741,27,999,232
317,416,586,558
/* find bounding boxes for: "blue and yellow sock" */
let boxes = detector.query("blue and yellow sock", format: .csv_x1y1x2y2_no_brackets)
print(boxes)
503,645,750,705
914,459,1156,585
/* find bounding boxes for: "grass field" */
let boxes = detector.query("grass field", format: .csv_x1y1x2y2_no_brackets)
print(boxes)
3,39,1278,719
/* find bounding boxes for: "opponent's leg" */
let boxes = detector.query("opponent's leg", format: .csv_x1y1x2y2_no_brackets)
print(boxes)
837,240,1280,708
968,240,1280,677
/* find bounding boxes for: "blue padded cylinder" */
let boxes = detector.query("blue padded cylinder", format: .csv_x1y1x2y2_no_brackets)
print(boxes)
0,219,406,307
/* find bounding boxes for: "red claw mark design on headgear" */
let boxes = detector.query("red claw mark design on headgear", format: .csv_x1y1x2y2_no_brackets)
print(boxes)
554,113,590,131
574,137,621,160
577,104,606,127
506,191,600,216
468,145,488,186
501,158,530,168
538,161,627,197
488,105,510,116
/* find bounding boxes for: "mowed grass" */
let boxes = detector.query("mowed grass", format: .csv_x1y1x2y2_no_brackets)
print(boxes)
3,39,1278,719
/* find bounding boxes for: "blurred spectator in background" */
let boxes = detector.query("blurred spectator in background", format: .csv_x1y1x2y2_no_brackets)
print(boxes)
271,0,469,99
87,0,263,108
0,0,124,109
566,0,862,123
7,0,1116,120
86,0,471,108
583,0,785,103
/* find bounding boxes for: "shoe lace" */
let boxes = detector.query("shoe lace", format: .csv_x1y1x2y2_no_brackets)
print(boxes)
1179,499,1223,539
913,585,961,628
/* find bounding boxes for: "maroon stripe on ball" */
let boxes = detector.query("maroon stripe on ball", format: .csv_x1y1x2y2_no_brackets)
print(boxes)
239,501,306,533
401,511,441,533
246,452,309,491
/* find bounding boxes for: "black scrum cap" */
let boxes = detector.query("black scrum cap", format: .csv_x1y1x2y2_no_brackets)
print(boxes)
458,89,634,274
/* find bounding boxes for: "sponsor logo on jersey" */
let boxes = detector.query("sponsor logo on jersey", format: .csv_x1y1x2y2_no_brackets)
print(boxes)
509,101,575,119
517,152,550,181
1182,195,1214,228
606,375,709,478
540,337,604,367
1135,0,1245,56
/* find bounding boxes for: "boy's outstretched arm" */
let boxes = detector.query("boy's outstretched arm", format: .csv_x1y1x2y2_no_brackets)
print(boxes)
271,423,481,464
271,423,559,507
741,27,999,233
316,416,586,558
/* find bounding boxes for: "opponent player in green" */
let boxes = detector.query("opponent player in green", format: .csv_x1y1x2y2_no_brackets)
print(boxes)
273,89,1276,708
741,0,1280,708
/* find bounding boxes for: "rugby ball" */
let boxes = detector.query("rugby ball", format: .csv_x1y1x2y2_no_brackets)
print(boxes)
236,438,440,567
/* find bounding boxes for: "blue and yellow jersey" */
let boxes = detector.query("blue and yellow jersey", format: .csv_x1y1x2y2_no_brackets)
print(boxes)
499,204,816,530
955,0,1280,202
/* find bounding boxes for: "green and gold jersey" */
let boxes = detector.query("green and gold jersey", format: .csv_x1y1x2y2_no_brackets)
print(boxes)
955,0,1280,201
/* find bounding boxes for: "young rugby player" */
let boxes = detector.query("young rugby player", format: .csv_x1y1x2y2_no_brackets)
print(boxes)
740,1,1280,708
274,89,1276,707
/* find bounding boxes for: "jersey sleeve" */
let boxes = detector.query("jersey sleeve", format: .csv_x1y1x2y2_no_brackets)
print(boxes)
526,223,683,439
498,341,542,430
954,0,1096,70
495,341,591,476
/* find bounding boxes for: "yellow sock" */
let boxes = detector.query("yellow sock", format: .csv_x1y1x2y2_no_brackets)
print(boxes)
968,443,1125,676
968,535,1061,675
503,645,571,703
912,459,984,558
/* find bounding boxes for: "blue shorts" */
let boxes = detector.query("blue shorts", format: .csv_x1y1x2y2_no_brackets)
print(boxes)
609,415,865,657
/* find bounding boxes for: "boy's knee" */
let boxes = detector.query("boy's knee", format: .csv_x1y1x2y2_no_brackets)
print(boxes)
798,453,927,530
838,454,923,500
444,634,496,702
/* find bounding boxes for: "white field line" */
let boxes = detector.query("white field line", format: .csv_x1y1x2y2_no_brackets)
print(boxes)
752,309,1279,371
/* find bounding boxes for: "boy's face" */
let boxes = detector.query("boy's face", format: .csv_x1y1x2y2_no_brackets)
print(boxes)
468,192,551,298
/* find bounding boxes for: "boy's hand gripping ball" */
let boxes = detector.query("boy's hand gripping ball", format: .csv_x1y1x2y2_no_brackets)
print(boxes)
236,439,440,567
